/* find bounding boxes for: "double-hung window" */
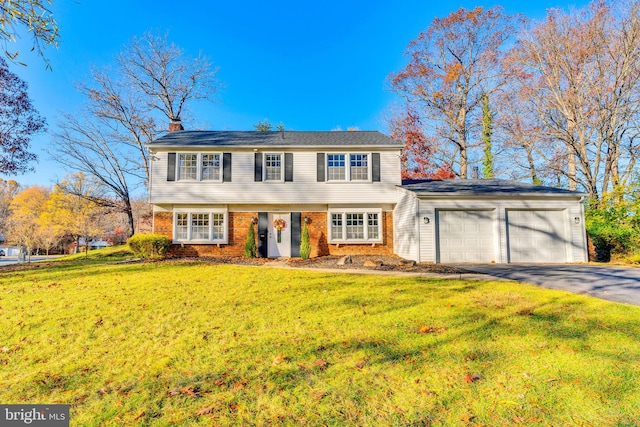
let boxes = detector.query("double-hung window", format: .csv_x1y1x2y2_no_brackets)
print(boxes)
178,154,198,180
173,210,228,243
326,153,370,181
329,209,382,243
177,153,223,181
201,154,221,181
265,154,282,181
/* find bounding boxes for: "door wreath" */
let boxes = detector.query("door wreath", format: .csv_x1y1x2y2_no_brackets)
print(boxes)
273,218,287,243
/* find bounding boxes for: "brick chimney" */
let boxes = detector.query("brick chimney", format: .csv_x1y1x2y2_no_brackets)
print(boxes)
169,118,184,132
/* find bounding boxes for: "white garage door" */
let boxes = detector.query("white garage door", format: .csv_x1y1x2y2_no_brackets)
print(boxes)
507,210,566,263
437,210,495,263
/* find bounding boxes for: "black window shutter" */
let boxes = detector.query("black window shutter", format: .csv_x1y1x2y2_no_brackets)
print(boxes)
167,152,176,181
372,153,381,182
285,153,293,182
317,153,325,182
254,153,263,182
257,212,268,258
223,153,232,182
291,212,301,257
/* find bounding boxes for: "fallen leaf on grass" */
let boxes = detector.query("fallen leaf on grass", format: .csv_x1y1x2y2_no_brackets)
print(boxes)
463,373,482,383
196,407,212,416
314,359,329,369
133,411,146,422
180,386,201,397
272,354,290,365
418,325,445,334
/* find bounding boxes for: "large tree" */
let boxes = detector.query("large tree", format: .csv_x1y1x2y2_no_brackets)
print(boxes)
0,57,46,175
390,6,521,178
52,31,220,234
7,185,49,260
508,1,640,200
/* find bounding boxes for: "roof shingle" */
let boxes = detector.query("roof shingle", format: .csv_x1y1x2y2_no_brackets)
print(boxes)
401,179,586,196
148,130,402,148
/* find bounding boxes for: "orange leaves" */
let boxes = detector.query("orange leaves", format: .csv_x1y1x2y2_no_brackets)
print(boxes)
444,63,463,83
417,325,446,334
463,372,483,383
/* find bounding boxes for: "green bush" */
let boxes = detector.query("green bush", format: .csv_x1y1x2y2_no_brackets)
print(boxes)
127,234,170,259
244,222,257,258
300,222,311,260
585,189,640,261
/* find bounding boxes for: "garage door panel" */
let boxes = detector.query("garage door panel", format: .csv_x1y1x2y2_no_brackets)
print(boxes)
507,210,566,263
437,210,495,263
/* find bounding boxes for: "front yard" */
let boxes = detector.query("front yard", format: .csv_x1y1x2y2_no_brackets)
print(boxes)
0,250,638,425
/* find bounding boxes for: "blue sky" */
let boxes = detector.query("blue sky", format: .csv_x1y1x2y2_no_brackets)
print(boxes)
8,0,589,187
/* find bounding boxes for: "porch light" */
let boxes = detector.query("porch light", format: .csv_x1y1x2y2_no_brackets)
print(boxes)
303,216,311,224
423,216,430,224
250,216,258,225
574,216,580,224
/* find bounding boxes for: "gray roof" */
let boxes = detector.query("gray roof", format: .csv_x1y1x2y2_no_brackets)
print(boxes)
401,179,586,197
148,130,402,148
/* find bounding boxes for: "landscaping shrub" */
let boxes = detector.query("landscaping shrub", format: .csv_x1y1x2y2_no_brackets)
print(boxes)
244,222,257,258
127,234,170,259
300,222,311,260
585,188,640,261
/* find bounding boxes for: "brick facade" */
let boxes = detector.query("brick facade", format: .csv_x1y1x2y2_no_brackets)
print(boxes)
154,210,394,258
154,211,258,257
302,211,393,257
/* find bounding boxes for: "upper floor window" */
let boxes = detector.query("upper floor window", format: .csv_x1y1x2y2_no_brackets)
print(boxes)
178,154,198,180
201,154,221,181
350,154,369,180
327,154,346,181
265,154,283,181
176,153,224,182
326,153,370,181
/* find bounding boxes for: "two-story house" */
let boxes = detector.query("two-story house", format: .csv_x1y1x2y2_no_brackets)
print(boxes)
148,127,589,263
148,129,403,259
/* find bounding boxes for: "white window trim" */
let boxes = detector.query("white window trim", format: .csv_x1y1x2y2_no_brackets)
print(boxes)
325,152,372,182
263,152,285,182
327,208,383,243
176,152,224,182
201,153,223,182
173,208,228,244
177,153,199,181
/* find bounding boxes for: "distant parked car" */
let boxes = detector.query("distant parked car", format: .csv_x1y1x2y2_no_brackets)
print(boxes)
0,249,5,256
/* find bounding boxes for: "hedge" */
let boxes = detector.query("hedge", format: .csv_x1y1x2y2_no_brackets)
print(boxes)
127,234,170,259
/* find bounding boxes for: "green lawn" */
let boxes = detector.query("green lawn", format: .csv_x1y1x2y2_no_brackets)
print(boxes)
1,249,639,426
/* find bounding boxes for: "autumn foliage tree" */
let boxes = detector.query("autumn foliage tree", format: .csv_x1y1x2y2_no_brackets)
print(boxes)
7,185,49,260
0,57,46,175
390,6,521,178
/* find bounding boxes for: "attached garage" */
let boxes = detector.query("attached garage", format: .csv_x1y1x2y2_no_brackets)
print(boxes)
437,210,496,263
507,210,567,263
394,179,588,264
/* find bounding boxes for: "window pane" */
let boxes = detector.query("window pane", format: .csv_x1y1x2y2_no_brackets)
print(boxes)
179,154,198,180
346,213,364,239
212,213,225,240
350,154,368,181
265,154,282,181
191,213,210,240
368,213,379,239
327,154,346,181
331,213,343,240
176,213,189,240
202,154,221,181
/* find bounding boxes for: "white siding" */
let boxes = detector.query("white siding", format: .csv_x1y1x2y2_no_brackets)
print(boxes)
418,201,436,263
393,188,419,261
150,150,401,205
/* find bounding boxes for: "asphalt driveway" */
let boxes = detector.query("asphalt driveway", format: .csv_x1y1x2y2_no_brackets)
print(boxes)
457,264,640,306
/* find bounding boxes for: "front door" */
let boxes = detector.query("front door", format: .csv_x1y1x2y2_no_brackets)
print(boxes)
267,213,291,258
